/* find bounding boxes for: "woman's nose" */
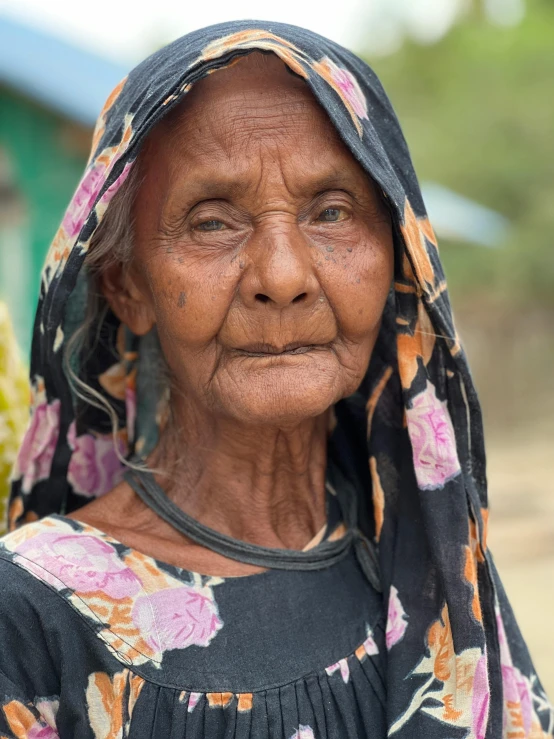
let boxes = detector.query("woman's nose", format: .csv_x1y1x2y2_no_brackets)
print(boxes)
240,224,320,309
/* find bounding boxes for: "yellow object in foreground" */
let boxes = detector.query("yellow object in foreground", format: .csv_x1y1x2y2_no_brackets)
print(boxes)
0,302,29,533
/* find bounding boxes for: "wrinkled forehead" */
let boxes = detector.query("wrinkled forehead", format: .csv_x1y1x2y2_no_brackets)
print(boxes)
142,51,343,162
186,50,308,96
132,51,380,214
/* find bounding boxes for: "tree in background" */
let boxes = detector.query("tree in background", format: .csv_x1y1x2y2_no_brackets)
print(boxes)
366,0,554,308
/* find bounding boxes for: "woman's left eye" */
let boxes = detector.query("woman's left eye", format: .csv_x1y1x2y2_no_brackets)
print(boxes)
196,219,226,232
317,208,346,223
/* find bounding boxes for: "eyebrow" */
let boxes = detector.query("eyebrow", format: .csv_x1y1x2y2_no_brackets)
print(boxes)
305,171,363,193
171,169,364,205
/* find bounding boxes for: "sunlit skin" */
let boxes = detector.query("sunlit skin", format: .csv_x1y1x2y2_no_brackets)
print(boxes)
71,53,394,575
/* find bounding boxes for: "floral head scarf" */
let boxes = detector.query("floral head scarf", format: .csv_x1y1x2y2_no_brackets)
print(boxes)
7,20,553,738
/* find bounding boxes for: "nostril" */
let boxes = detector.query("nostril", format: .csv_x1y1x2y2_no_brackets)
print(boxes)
292,292,307,304
255,293,270,303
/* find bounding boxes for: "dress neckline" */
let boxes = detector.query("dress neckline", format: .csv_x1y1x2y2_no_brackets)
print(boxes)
121,460,381,591
43,477,344,583
122,466,354,576
37,459,379,589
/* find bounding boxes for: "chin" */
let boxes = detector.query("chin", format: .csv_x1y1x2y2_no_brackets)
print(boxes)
218,372,343,427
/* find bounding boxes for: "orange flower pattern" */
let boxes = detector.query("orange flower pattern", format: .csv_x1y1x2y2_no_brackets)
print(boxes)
86,670,144,739
2,697,59,738
389,605,489,737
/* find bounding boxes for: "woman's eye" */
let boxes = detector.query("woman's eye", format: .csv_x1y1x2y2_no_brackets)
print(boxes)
317,207,346,223
196,219,226,232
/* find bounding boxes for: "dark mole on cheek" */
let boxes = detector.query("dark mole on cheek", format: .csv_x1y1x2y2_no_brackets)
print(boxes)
167,247,174,254
326,246,334,252
178,257,184,264
177,291,186,309
239,261,245,269
347,247,353,252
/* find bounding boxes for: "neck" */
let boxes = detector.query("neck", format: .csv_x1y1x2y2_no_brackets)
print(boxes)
149,396,330,551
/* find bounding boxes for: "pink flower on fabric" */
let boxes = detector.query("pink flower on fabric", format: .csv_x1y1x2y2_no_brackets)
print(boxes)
27,723,58,739
131,585,223,653
96,161,133,211
472,653,490,739
325,658,350,683
17,399,61,494
405,380,461,491
320,57,368,120
497,611,533,734
289,727,315,739
67,422,126,498
386,585,408,649
187,692,202,713
61,162,107,239
14,532,141,598
503,666,532,735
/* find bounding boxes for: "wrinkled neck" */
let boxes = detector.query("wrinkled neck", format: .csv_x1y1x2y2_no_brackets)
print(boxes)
148,398,330,550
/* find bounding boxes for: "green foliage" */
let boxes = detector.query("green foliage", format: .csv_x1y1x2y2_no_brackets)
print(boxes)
0,302,28,533
364,0,554,307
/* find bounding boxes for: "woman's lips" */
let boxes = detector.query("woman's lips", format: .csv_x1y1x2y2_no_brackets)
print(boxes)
236,341,326,356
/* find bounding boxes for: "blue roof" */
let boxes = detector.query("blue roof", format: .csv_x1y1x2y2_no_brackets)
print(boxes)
0,14,128,126
421,182,509,248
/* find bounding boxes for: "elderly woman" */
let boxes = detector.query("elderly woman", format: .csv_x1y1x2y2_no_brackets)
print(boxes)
0,21,551,739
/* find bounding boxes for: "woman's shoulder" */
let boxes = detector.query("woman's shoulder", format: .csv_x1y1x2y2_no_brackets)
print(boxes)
0,523,88,694
0,515,110,597
0,515,152,626
0,517,96,628
0,515,226,672
0,517,69,591
0,515,146,647
0,513,194,603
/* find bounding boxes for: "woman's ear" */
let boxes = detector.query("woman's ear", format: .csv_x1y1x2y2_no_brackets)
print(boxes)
100,262,155,336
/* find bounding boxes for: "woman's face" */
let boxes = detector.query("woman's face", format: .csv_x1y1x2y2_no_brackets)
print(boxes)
107,54,393,427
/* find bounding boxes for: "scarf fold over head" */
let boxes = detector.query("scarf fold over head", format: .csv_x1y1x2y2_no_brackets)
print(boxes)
8,20,552,737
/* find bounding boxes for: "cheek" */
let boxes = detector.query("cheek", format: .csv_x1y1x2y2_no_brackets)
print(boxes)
145,255,240,346
320,237,393,339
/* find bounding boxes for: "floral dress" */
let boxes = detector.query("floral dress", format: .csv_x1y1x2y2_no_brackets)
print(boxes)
0,497,389,739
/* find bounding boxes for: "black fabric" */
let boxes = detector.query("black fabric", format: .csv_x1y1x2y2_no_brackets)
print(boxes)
0,519,385,738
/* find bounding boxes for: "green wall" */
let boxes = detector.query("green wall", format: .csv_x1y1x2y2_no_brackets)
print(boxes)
0,87,88,355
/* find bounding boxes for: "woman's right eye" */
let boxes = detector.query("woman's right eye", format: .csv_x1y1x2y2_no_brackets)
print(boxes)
195,219,226,232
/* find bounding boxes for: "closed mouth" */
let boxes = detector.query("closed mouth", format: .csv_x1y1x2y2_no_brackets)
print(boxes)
237,342,325,357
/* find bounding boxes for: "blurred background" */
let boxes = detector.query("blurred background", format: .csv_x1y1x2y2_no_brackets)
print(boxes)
0,0,553,692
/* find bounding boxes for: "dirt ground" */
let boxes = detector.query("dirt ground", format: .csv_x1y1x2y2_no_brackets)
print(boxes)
486,427,554,696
